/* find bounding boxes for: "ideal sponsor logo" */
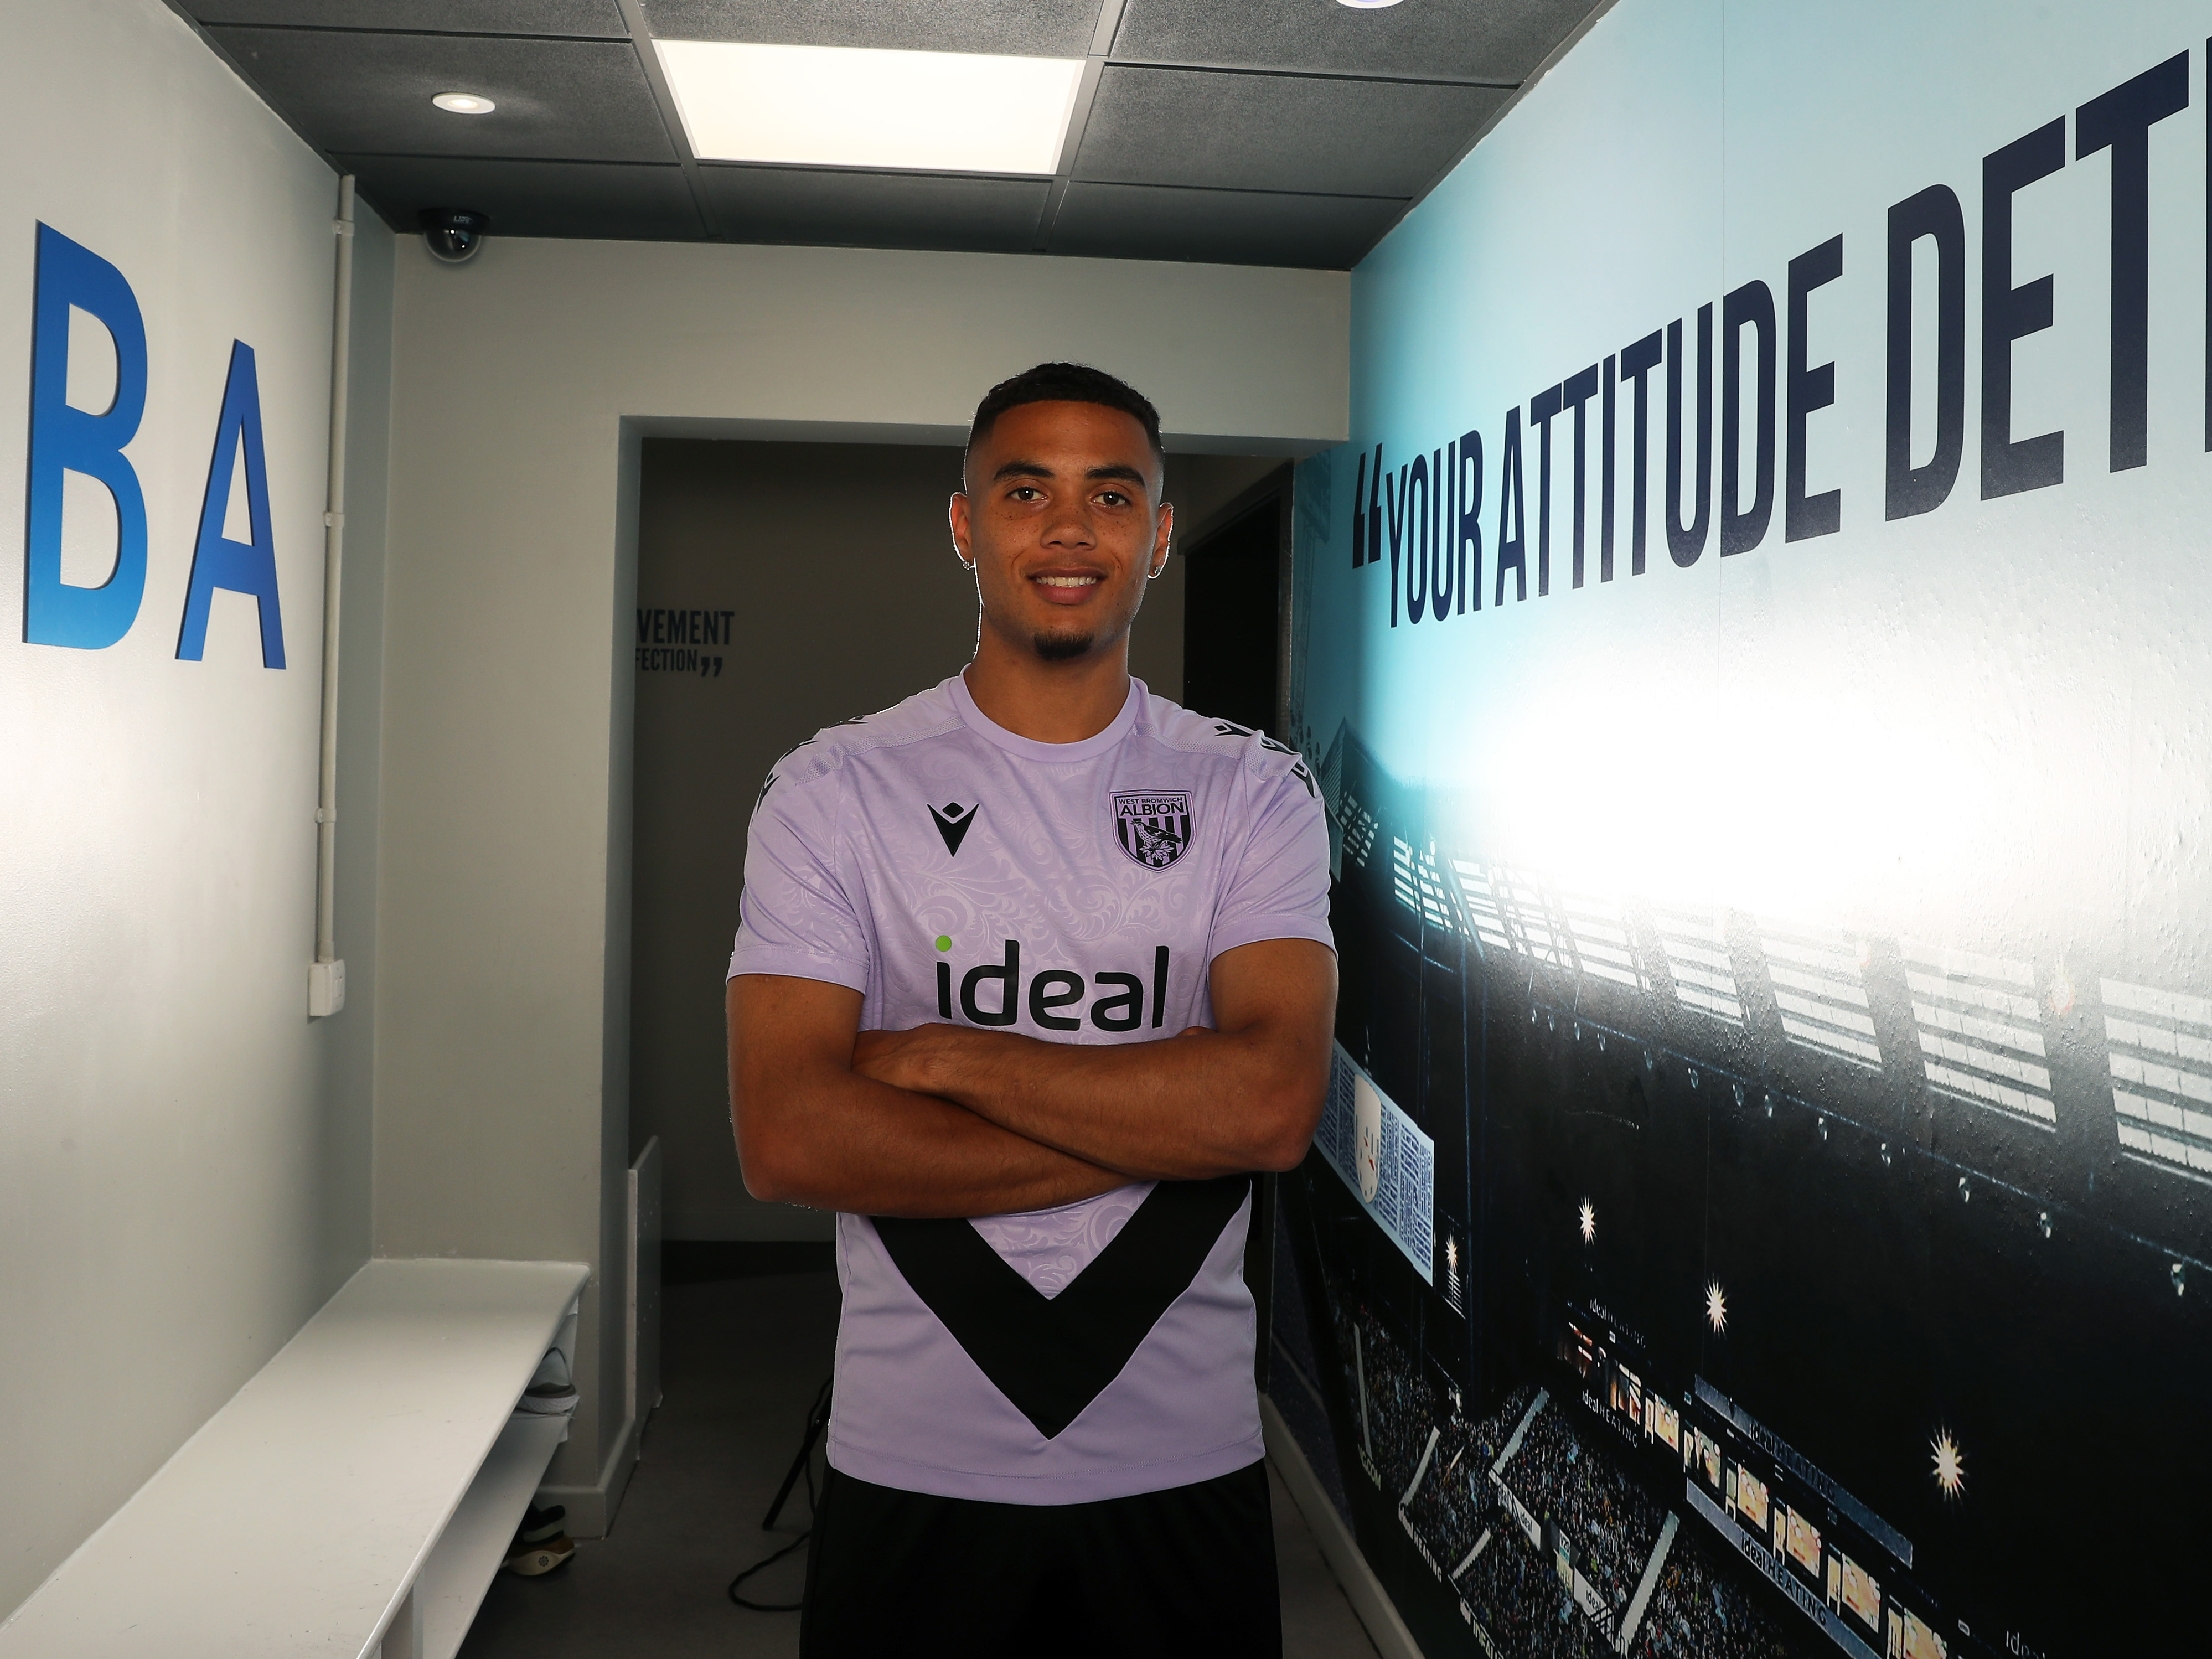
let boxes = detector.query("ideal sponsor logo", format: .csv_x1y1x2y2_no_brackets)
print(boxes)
932,937,1170,1032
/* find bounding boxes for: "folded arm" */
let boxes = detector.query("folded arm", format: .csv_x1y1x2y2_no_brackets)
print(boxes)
852,937,1336,1182
728,974,1128,1218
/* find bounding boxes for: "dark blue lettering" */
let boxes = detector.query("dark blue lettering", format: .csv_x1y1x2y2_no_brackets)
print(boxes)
1619,332,1663,575
1561,364,1601,587
1529,383,1563,596
1367,445,1384,566
1407,452,1430,623
2077,52,2189,472
1721,280,1777,555
1886,185,1966,519
1600,354,1617,581
1982,118,2066,499
1384,464,1408,627
1457,429,1484,612
1787,236,1844,541
1430,446,1452,617
1666,307,1714,567
1496,409,1527,604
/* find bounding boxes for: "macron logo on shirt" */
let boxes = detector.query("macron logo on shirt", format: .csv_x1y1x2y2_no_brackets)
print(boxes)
928,801,977,856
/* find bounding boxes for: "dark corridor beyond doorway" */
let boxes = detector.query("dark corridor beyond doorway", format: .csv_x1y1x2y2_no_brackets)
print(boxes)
1181,473,1290,739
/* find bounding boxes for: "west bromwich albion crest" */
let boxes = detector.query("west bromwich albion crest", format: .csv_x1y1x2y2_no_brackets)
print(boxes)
1112,790,1193,869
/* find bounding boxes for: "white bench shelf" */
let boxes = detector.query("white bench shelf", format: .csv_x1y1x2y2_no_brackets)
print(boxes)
0,1257,589,1659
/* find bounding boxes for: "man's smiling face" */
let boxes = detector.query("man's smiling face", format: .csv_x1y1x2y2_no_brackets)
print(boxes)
951,400,1173,666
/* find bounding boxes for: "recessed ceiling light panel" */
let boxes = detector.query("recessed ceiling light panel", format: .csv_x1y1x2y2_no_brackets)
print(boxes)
432,92,497,114
655,40,1084,175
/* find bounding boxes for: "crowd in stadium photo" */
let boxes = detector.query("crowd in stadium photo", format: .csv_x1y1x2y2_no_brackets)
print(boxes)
1330,1299,1440,1498
1498,1403,1667,1612
1455,1517,1613,1659
1322,1287,1815,1659
1400,1399,1510,1569
1630,1531,1805,1659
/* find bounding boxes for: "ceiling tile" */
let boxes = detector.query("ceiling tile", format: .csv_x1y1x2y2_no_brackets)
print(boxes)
206,27,675,161
700,167,1050,254
1048,182,1402,269
187,2,628,34
1076,67,1505,198
340,155,706,240
643,0,1097,58
1112,0,1600,82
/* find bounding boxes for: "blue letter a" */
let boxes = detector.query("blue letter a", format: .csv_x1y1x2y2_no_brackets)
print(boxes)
24,224,150,649
177,340,286,668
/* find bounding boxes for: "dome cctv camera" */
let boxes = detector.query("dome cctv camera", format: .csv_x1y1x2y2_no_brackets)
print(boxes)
418,208,490,264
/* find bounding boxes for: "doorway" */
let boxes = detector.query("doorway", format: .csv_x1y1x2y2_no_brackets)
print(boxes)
628,439,1283,1243
1180,467,1294,738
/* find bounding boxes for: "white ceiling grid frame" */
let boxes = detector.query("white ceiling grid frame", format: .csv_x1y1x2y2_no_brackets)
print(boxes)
1035,0,1131,250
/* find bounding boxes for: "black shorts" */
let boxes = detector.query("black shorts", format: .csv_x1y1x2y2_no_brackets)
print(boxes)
800,1460,1282,1659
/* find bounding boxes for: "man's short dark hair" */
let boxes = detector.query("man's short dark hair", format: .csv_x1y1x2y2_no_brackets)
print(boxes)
966,363,1163,471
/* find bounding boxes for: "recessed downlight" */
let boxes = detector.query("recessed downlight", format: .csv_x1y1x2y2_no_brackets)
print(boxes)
1336,0,1404,8
432,92,497,115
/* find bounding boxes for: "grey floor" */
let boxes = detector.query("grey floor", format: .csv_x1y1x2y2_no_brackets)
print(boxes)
461,1263,1378,1658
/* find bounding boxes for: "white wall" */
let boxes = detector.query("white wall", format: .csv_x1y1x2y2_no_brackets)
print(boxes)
377,235,1347,1522
0,0,387,1617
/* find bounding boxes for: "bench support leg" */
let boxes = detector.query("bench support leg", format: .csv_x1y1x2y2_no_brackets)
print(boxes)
380,1586,422,1659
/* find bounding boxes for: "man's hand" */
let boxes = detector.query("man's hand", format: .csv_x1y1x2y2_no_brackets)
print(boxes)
847,1023,962,1097
853,938,1335,1182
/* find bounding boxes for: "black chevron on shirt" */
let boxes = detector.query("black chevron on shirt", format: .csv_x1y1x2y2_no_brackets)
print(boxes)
869,1175,1252,1440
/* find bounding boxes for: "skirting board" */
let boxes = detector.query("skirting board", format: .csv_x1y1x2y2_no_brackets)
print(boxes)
535,1408,640,1539
1262,1396,1425,1659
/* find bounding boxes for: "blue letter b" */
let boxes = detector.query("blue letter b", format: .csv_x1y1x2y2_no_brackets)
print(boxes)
24,224,149,650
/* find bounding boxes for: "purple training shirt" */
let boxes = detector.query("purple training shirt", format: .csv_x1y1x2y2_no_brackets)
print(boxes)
727,673,1332,1504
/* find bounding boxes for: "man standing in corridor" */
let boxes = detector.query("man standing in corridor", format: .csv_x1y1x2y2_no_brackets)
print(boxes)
726,362,1336,1658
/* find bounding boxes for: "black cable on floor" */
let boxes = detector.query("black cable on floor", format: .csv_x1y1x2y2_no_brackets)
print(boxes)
727,1376,833,1613
726,1527,814,1612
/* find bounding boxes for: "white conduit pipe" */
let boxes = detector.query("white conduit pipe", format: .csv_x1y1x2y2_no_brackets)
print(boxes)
309,176,355,1017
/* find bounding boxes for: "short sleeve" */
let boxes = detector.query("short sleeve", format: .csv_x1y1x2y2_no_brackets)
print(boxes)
726,766,871,993
1207,761,1335,963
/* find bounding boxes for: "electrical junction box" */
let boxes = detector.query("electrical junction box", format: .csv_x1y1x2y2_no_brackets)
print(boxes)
308,959,346,1017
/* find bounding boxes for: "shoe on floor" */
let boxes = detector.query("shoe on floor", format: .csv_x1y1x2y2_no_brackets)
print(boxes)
516,1348,580,1417
516,1503,566,1546
503,1532,576,1577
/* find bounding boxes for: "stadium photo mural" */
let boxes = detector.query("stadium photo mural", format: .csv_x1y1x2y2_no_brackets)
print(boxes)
1267,3,2212,1657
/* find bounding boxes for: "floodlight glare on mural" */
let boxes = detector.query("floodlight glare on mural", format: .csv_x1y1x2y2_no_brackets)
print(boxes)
1278,20,2210,1659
